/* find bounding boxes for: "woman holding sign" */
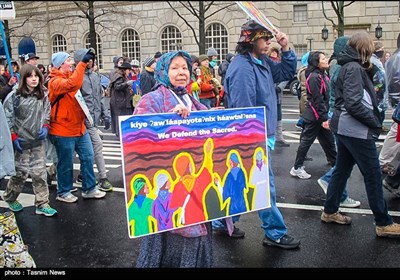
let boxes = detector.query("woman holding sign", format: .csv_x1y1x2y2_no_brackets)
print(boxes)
134,51,213,268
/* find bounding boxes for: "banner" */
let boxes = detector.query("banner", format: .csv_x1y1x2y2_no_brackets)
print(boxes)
119,107,271,238
75,90,94,126
236,1,278,34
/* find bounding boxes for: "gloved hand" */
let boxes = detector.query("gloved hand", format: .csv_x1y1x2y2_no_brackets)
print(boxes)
81,49,95,63
13,138,25,153
38,127,49,140
103,116,111,130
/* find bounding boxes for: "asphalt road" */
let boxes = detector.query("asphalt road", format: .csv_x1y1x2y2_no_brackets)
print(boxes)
1,94,399,270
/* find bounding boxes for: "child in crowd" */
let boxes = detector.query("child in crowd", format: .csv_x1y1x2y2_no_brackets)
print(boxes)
2,64,57,216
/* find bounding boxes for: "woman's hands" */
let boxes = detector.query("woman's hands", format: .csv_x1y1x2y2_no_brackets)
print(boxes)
173,104,190,118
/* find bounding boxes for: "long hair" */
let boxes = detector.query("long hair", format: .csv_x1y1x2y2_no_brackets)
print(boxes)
235,42,254,55
16,64,45,99
348,31,374,65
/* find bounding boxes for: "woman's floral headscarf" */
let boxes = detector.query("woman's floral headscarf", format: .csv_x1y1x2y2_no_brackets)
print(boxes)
155,50,192,91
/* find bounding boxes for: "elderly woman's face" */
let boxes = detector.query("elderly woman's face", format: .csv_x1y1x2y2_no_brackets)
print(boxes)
168,56,190,87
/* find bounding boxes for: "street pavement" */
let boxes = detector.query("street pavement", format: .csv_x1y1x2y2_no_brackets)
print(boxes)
1,94,400,269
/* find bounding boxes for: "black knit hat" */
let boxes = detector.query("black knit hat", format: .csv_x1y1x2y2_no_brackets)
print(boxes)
154,51,162,59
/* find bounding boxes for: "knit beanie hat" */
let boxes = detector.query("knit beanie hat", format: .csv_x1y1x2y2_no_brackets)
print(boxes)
144,57,156,67
52,52,70,69
207,47,218,57
198,54,209,63
154,51,162,59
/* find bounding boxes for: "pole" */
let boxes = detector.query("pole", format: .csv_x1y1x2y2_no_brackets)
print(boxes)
0,20,13,76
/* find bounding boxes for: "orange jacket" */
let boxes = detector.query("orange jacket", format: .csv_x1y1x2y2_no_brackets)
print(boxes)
48,62,87,137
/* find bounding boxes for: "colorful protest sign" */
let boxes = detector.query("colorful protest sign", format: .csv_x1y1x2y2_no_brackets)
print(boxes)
236,1,278,34
120,107,271,238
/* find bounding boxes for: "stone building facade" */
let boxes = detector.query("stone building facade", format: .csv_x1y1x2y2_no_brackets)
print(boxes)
8,1,400,73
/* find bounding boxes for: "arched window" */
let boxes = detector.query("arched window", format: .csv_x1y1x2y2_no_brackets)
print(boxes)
206,23,228,63
121,28,141,62
52,34,67,54
160,26,182,53
85,33,103,70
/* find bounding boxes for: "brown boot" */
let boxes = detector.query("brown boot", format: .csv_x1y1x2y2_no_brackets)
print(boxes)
376,223,400,237
321,211,352,225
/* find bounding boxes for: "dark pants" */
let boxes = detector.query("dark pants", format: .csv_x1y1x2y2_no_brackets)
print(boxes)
294,120,336,169
385,164,400,188
324,134,392,226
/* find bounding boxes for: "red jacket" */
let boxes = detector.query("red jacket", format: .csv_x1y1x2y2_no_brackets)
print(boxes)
48,62,87,137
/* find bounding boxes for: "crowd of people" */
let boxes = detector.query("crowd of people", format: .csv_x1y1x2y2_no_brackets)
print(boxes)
0,17,399,268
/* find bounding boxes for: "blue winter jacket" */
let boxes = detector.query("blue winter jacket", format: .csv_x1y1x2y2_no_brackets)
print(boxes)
224,50,297,137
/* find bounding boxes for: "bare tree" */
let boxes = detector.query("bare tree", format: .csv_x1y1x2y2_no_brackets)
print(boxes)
322,1,355,37
167,1,235,54
73,1,120,51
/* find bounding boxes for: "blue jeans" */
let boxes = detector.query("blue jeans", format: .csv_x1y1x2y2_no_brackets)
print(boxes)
50,132,96,196
324,134,392,226
258,148,287,240
320,166,348,202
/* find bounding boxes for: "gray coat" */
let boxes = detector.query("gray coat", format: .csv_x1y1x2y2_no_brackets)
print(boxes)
330,44,382,140
74,48,108,127
4,88,51,149
0,102,15,178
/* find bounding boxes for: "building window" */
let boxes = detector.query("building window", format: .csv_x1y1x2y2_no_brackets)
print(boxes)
293,5,307,22
160,26,182,53
85,33,103,70
205,23,228,63
52,34,67,54
294,44,308,60
121,28,141,62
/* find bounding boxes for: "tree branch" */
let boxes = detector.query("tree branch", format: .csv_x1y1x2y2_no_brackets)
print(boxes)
322,1,335,26
167,2,200,46
205,3,236,19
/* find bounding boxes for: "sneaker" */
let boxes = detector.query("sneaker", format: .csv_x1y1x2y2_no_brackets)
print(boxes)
82,188,106,199
262,234,300,249
321,211,352,225
383,179,400,198
376,223,400,237
213,226,245,238
6,200,23,212
317,178,328,194
339,197,361,208
71,187,78,193
56,193,78,203
35,204,57,217
290,166,311,179
76,174,83,184
99,178,113,192
276,140,290,147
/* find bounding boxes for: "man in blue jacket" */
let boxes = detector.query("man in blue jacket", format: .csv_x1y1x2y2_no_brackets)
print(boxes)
221,19,300,249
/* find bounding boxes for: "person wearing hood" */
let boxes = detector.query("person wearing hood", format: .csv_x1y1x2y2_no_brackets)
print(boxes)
73,48,113,192
290,51,336,180
321,31,400,238
134,50,213,268
317,36,361,208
